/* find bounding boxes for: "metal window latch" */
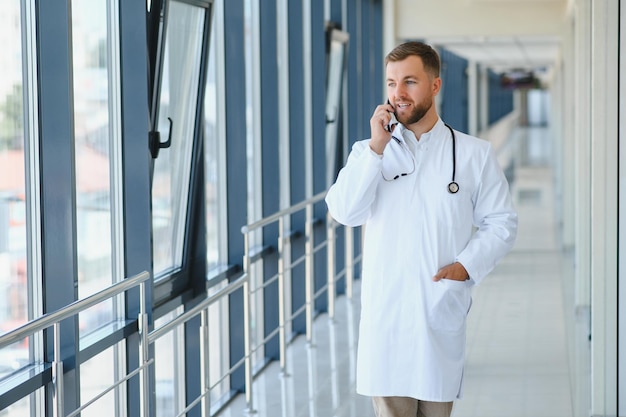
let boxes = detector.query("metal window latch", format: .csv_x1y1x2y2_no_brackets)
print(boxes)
149,117,173,159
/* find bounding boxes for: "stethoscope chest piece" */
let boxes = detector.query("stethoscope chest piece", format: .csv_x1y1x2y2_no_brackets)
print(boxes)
448,181,459,194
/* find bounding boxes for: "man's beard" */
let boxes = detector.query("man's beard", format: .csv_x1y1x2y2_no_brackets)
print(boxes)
398,97,432,126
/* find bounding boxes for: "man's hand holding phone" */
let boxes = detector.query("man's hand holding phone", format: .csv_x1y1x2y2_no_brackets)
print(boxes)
369,100,397,155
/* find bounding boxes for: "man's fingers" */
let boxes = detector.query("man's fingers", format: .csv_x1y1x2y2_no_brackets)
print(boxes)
432,267,448,282
432,263,468,282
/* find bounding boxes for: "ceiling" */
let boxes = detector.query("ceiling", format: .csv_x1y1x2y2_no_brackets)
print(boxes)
428,35,561,85
391,0,569,82
425,34,562,80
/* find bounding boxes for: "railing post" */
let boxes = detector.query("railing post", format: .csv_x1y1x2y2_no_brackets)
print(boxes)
278,216,288,373
242,233,255,413
138,280,150,417
327,212,336,321
200,308,211,416
243,278,255,413
52,322,64,417
345,226,354,299
305,203,314,344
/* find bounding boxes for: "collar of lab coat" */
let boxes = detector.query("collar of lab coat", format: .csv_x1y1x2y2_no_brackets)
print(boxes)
391,117,447,145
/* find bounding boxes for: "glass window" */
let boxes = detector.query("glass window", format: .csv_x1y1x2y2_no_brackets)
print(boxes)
325,28,349,187
204,1,232,407
154,308,186,417
243,0,265,368
79,345,117,416
205,7,224,272
152,2,205,278
72,0,120,333
207,280,230,409
2,397,28,417
0,0,29,369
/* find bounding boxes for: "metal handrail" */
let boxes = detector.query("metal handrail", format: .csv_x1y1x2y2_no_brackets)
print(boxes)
148,273,248,344
240,188,360,404
0,270,151,417
66,358,154,417
240,190,327,234
0,190,361,417
0,271,151,349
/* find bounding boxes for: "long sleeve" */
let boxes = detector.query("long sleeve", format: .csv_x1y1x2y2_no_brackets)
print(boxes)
325,140,383,227
455,144,518,285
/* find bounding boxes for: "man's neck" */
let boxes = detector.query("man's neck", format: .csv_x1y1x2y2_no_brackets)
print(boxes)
406,112,439,141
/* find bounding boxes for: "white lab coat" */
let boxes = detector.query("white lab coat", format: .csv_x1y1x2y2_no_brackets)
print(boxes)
325,119,517,401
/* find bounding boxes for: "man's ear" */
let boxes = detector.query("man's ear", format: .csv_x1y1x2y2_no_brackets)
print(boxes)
432,77,442,96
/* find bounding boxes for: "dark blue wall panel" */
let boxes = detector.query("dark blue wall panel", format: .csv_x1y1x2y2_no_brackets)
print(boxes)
439,48,469,132
288,0,307,334
223,0,248,394
36,0,80,412
488,69,514,124
260,0,281,362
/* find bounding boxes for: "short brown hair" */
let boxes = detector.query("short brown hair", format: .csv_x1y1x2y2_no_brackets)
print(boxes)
385,41,440,78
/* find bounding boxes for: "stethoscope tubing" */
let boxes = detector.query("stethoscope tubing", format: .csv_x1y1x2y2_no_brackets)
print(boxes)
445,123,459,194
382,122,459,194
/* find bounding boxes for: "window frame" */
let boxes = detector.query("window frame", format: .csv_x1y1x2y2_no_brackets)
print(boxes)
147,0,216,314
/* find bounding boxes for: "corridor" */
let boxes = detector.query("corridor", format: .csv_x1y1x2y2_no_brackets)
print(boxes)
216,124,577,417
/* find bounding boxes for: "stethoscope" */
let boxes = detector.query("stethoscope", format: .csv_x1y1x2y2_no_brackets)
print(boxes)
382,121,459,194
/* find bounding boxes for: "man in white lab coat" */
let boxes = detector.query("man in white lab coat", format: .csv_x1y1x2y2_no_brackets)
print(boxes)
325,42,517,417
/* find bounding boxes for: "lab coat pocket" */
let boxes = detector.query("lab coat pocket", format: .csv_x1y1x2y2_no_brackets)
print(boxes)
429,279,471,333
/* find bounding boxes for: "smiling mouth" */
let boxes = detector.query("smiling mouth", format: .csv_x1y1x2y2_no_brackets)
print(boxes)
395,103,411,111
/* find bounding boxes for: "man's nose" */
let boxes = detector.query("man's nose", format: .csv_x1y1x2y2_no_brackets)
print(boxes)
391,85,405,100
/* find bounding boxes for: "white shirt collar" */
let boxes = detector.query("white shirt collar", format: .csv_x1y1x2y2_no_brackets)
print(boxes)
392,117,447,145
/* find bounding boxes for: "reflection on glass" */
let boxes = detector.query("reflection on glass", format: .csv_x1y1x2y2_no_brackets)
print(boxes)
207,280,229,409
152,2,205,277
205,12,220,271
325,30,349,187
155,308,185,417
0,0,31,396
241,0,265,368
79,345,116,416
203,3,231,408
2,392,30,416
72,0,115,332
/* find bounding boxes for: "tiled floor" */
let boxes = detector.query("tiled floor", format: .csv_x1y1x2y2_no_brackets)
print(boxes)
217,125,576,417
451,126,574,417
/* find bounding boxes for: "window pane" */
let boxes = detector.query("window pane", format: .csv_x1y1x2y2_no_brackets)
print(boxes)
154,308,185,417
2,393,31,417
72,0,116,332
79,344,117,416
205,6,225,271
203,3,231,409
325,31,348,187
243,0,265,368
152,2,205,277
0,0,29,365
208,280,230,408
205,14,218,270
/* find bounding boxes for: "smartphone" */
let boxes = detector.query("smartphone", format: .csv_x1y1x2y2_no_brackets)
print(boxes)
385,100,398,133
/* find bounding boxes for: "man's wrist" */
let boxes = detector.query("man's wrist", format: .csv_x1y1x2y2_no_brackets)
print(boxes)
369,142,385,155
454,261,470,280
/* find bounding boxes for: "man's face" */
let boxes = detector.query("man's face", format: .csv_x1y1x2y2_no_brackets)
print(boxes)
386,55,441,126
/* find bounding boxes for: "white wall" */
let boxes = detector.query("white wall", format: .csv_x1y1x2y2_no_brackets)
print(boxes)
617,0,626,417
589,1,618,415
555,0,619,415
